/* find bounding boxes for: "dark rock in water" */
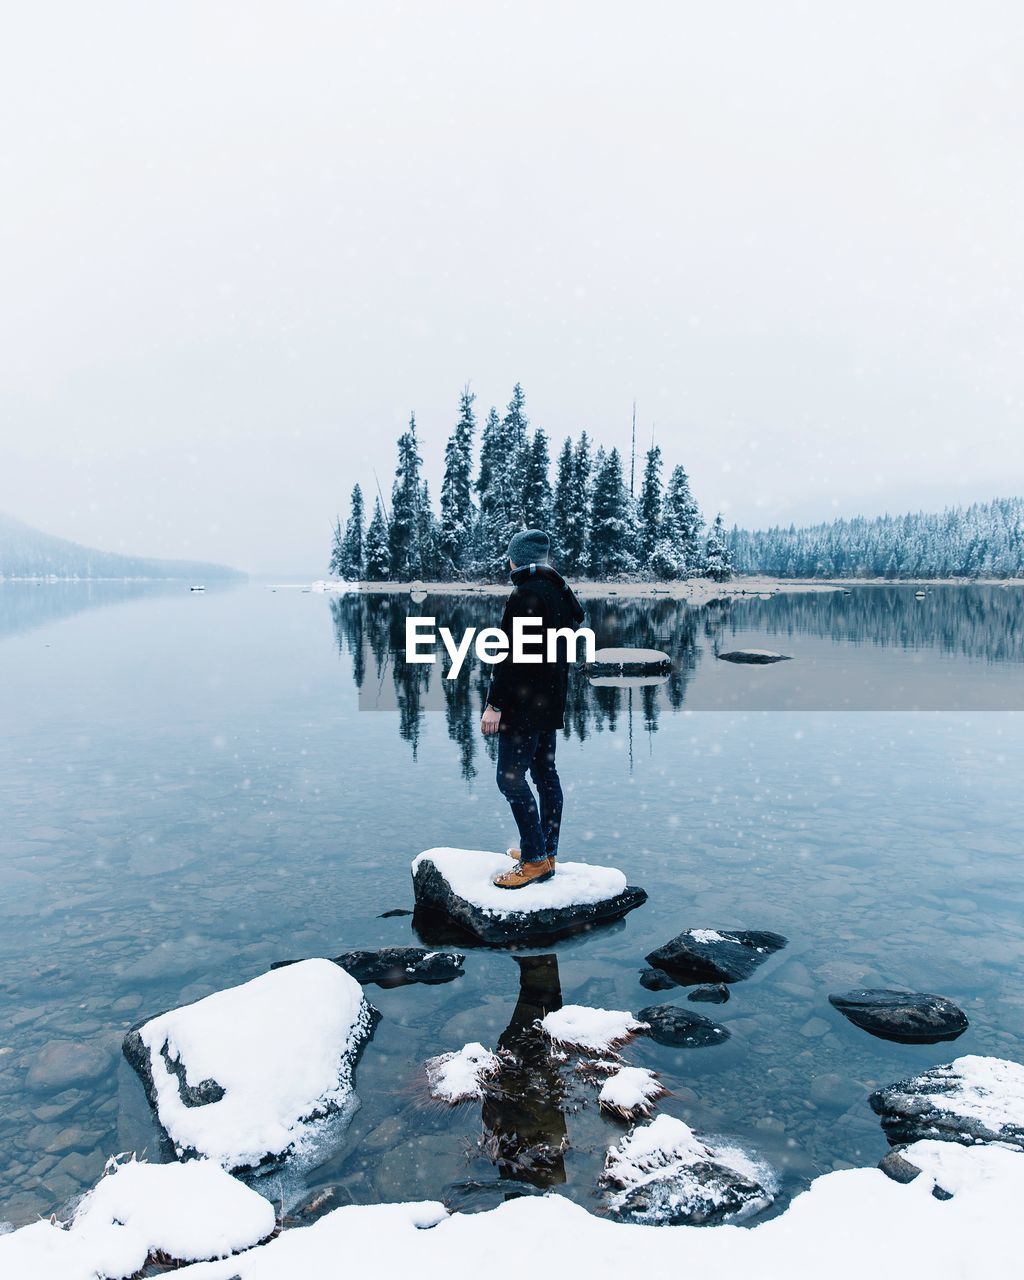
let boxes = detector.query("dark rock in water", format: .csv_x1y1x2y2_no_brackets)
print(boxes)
639,967,679,992
829,989,968,1044
869,1057,1024,1149
412,855,647,947
645,929,787,985
378,908,414,919
272,948,465,988
637,1004,730,1048
717,650,791,664
688,983,730,1004
333,948,464,988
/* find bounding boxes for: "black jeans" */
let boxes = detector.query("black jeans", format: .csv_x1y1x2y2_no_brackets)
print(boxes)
496,728,563,863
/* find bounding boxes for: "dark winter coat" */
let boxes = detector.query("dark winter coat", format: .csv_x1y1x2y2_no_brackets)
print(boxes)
485,564,586,731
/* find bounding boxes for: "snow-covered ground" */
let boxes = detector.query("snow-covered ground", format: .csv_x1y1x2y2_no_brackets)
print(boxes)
8,1141,1015,1280
131,959,374,1168
412,848,628,915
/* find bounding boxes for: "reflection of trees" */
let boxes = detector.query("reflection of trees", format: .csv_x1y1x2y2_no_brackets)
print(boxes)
328,586,1024,777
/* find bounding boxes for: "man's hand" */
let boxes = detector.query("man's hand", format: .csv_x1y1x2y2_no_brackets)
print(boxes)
480,705,502,736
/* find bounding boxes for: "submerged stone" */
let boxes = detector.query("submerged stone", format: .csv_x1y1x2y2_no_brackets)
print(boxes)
869,1055,1024,1149
829,989,968,1044
688,983,730,1004
645,928,787,985
717,649,791,664
411,848,647,946
639,967,679,992
637,1004,730,1048
273,948,465,988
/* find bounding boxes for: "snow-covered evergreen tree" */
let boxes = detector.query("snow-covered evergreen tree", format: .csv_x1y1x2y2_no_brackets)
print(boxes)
636,445,662,560
588,447,633,576
439,387,476,576
389,414,424,579
333,483,365,579
364,498,392,580
522,427,552,529
703,513,734,581
551,437,575,565
656,464,703,577
329,516,345,577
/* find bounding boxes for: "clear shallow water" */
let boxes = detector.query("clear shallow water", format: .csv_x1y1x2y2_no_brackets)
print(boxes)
1,581,1023,1227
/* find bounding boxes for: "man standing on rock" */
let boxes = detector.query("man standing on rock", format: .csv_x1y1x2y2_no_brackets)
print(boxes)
481,529,585,889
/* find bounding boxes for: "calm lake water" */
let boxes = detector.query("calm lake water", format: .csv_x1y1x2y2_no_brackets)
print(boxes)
2,580,1023,1228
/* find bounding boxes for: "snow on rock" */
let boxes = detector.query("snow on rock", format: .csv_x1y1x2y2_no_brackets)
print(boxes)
11,1146,1024,1280
425,1043,501,1103
588,647,671,669
886,1138,1024,1199
598,1066,666,1119
540,1005,648,1054
123,959,376,1169
870,1055,1024,1149
645,927,787,984
602,1114,776,1225
829,989,968,1044
411,848,647,945
0,1158,274,1280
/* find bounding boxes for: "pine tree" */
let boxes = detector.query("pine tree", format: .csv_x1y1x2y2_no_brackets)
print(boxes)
636,445,663,561
329,517,345,577
551,437,575,564
417,480,441,580
364,498,392,580
440,386,476,576
334,483,365,579
476,406,502,513
389,414,424,580
588,447,633,576
522,428,552,529
562,431,592,573
704,513,734,581
656,464,703,577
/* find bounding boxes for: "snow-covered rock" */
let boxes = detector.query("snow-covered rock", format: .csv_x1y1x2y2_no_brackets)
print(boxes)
598,1066,666,1119
870,1055,1024,1149
637,1004,730,1048
717,649,791,664
0,1158,274,1280
411,848,647,945
540,1005,648,1053
123,959,376,1169
425,1043,501,1103
829,989,968,1044
645,927,787,984
602,1114,776,1225
588,647,671,670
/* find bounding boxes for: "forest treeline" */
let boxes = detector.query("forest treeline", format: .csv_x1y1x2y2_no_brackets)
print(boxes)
329,385,1023,583
329,384,733,583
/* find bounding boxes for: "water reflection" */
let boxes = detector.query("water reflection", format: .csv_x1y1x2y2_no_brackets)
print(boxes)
330,585,1024,761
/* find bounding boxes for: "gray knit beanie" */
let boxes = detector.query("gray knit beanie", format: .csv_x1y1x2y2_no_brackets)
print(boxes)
508,528,550,566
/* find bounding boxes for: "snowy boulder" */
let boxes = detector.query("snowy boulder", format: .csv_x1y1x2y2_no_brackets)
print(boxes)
637,1004,730,1048
829,989,968,1044
0,1158,274,1279
869,1055,1024,1150
273,948,465,988
587,647,671,673
123,958,377,1169
603,1114,776,1225
411,848,647,945
878,1139,1021,1201
717,649,792,664
425,1043,501,1103
645,928,787,984
540,1005,648,1054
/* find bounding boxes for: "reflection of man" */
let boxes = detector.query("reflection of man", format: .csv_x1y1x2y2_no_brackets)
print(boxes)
481,954,568,1190
481,529,585,890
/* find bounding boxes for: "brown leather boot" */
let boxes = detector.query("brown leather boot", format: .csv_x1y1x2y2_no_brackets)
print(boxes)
493,857,555,889
507,847,557,867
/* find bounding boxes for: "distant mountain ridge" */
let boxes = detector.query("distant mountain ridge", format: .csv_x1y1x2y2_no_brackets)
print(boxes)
0,512,245,580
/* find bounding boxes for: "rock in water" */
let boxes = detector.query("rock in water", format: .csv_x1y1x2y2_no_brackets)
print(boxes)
829,989,968,1044
717,649,791,664
639,967,679,992
637,1004,730,1048
603,1114,775,1225
645,928,787,984
587,647,672,673
688,983,730,1004
122,959,377,1170
869,1055,1024,1149
272,948,465,988
411,848,647,946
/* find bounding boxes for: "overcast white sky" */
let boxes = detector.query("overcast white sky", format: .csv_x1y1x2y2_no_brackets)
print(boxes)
2,2,1022,574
